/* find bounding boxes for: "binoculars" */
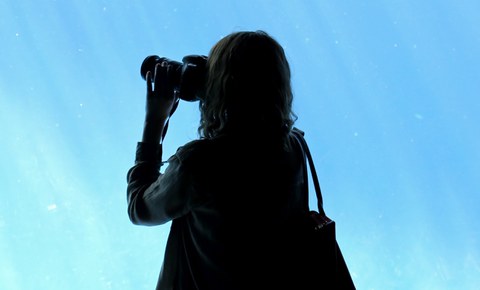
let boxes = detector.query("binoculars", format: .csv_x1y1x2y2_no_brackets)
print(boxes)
140,55,207,102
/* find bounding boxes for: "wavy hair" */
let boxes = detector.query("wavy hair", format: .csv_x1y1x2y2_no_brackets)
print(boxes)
198,31,297,144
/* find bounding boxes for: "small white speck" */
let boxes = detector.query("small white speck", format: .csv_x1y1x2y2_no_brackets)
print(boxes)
47,204,57,211
414,113,423,120
353,132,358,137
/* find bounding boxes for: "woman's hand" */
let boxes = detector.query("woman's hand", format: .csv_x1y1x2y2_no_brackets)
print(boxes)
142,63,179,144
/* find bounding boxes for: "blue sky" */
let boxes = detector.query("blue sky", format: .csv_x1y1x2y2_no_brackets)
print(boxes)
1,1,479,289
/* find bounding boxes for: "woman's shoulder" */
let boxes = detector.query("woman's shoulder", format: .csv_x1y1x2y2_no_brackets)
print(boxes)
173,131,296,165
174,137,227,163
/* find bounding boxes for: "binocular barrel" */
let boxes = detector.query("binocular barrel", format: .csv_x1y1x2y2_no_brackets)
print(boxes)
140,55,207,102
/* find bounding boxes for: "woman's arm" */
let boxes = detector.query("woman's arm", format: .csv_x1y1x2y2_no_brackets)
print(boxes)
126,62,184,225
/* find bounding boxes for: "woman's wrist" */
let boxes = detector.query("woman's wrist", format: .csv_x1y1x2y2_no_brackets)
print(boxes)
141,118,167,144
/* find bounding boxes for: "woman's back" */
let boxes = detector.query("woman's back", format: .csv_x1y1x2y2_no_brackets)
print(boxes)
159,132,308,289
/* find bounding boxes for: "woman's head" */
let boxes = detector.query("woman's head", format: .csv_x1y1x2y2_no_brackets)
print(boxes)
199,30,296,140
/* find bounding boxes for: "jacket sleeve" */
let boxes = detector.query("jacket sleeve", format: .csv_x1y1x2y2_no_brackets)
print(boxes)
126,142,200,226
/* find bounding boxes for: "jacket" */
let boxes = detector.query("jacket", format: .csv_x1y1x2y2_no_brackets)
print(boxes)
126,131,309,290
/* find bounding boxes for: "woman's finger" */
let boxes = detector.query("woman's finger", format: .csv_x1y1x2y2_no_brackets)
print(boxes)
146,71,152,93
154,63,164,93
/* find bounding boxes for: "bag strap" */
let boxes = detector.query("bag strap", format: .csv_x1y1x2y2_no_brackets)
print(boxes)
292,127,326,216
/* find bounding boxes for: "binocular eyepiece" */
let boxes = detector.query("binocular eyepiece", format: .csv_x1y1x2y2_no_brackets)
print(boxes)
140,55,207,102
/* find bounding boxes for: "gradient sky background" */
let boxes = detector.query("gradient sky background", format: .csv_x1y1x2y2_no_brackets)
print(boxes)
1,1,479,289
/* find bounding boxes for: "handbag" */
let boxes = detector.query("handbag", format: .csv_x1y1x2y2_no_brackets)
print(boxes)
291,128,356,290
